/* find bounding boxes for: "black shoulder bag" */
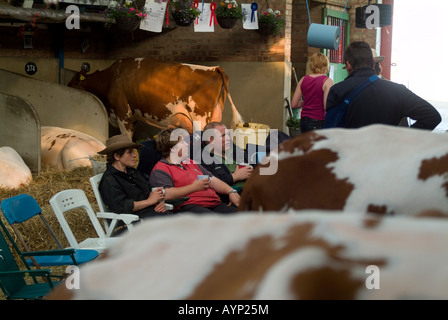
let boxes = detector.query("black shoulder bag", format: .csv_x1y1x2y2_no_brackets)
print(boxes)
324,75,379,128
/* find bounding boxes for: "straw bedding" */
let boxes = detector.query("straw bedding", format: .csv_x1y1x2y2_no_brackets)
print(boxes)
0,164,105,299
0,165,101,250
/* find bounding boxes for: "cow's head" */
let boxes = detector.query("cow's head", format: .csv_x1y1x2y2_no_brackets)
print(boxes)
67,69,89,90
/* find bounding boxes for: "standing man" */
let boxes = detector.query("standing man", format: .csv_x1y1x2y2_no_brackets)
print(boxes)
326,41,441,130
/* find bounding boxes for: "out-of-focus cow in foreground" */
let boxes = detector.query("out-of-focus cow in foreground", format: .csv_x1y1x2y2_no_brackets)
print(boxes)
68,58,243,138
41,126,105,171
47,212,448,300
240,125,448,216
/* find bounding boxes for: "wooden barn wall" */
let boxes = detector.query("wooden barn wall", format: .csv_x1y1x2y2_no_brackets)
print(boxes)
0,0,377,135
291,0,377,82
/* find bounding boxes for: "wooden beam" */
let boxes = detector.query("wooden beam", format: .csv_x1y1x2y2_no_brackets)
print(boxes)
380,0,393,80
0,2,106,24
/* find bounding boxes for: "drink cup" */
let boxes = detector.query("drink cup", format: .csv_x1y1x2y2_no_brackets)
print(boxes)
151,187,165,197
197,175,210,181
151,187,165,202
238,163,252,169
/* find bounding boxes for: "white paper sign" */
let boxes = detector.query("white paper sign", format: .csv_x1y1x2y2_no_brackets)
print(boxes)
329,65,335,81
140,0,167,33
242,3,258,30
194,2,214,32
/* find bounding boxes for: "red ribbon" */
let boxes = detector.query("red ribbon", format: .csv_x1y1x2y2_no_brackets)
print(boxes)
166,1,170,25
194,0,199,24
31,5,48,27
210,2,217,26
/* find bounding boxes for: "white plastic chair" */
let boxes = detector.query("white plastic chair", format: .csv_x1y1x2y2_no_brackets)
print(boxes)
89,173,140,237
49,189,119,253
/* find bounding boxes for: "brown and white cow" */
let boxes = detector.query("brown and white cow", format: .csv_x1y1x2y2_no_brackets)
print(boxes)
240,125,448,215
47,212,448,300
68,58,243,138
41,126,105,171
0,146,32,189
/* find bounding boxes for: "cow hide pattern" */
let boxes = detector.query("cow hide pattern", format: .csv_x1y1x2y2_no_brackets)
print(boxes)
48,211,448,300
239,125,448,216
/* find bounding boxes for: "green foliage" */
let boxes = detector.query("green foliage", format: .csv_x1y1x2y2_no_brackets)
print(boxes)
104,0,148,27
286,116,300,129
258,8,286,36
170,0,201,19
216,0,243,19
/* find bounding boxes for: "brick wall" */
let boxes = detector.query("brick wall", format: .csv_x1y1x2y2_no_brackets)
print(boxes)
0,0,378,68
0,0,288,62
348,0,378,44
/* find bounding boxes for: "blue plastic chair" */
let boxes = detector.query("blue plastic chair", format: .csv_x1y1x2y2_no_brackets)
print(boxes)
0,194,99,268
0,226,61,300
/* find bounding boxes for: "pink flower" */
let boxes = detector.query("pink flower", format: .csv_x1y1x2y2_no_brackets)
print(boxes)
129,7,135,12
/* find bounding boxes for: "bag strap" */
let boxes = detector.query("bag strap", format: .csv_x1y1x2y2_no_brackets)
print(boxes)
343,75,380,105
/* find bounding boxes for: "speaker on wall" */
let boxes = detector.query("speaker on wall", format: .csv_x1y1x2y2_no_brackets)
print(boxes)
356,4,393,28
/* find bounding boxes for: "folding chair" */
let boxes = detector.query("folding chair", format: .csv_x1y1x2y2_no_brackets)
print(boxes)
0,194,99,268
49,189,119,253
0,227,61,300
89,173,140,237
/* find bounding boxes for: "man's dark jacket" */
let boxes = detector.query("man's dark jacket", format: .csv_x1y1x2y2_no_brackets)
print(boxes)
326,68,441,130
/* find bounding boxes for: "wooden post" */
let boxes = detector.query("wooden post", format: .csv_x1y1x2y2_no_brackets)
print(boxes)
380,0,394,80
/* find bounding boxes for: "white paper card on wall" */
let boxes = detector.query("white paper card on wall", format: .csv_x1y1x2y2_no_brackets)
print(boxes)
23,0,34,8
194,2,214,32
140,0,167,33
242,3,258,30
329,65,335,80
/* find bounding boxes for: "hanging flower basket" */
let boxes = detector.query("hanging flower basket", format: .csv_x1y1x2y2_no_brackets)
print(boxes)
104,0,148,30
115,16,141,33
257,8,286,36
257,21,275,36
217,16,238,29
172,10,195,26
215,0,242,29
170,1,201,27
